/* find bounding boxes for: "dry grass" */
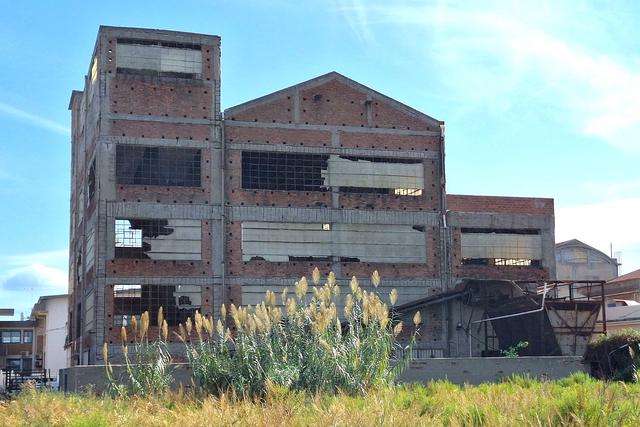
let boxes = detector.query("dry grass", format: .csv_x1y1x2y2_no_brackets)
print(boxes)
2,373,640,426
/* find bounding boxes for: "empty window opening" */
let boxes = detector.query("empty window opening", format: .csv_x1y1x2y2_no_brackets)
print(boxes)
87,159,96,205
116,145,201,187
114,218,201,260
113,284,201,327
241,151,328,191
116,39,202,79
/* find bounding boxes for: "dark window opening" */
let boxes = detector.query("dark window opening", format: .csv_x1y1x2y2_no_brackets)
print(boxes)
116,145,201,187
115,219,174,259
339,257,361,262
340,187,390,194
241,151,329,191
117,38,201,51
75,302,82,339
116,67,199,79
113,284,201,327
288,256,332,262
87,159,96,205
339,155,422,164
460,228,540,235
412,225,425,232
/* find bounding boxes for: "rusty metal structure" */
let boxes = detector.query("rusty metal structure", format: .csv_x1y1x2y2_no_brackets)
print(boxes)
396,280,606,357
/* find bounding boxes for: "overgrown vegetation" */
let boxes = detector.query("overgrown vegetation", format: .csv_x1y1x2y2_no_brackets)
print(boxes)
104,269,420,397
586,329,640,381
2,373,640,426
500,340,529,358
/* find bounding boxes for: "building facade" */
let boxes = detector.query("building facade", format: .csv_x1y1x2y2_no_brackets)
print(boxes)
31,295,69,379
68,26,556,364
556,239,619,281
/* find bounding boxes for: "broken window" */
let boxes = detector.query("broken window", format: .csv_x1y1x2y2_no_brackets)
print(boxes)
113,284,201,326
87,159,96,205
241,151,328,191
240,152,424,195
323,156,424,195
116,145,201,187
460,228,542,267
241,222,426,263
116,39,202,79
114,219,201,260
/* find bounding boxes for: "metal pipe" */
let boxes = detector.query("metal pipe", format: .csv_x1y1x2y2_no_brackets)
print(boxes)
472,283,548,324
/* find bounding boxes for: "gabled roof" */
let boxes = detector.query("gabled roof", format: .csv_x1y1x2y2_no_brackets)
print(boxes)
224,71,442,126
608,268,640,284
556,239,614,260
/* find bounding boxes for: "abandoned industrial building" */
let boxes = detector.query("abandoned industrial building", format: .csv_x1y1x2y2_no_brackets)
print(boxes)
67,26,604,366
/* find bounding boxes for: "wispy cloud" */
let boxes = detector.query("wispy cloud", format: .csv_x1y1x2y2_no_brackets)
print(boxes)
0,249,68,320
0,101,70,136
337,1,640,152
338,0,376,46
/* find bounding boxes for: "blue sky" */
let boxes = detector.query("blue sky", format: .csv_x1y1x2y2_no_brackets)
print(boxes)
1,0,639,319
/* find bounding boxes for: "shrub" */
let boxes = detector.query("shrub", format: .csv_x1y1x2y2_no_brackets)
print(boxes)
585,329,640,381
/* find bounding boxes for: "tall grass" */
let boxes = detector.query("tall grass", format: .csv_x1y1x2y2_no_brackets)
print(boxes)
3,374,640,426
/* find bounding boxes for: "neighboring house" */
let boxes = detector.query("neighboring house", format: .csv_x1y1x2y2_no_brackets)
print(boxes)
30,295,69,380
0,320,37,373
0,295,69,392
603,269,640,302
601,300,640,334
556,239,619,281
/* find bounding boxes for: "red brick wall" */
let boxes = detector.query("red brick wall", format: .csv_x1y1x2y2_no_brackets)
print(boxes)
227,78,439,132
110,79,213,119
110,121,211,140
447,194,554,215
339,132,440,151
225,126,331,147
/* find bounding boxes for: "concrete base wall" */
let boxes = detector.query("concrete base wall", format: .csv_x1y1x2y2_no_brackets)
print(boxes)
399,356,586,385
59,356,585,393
